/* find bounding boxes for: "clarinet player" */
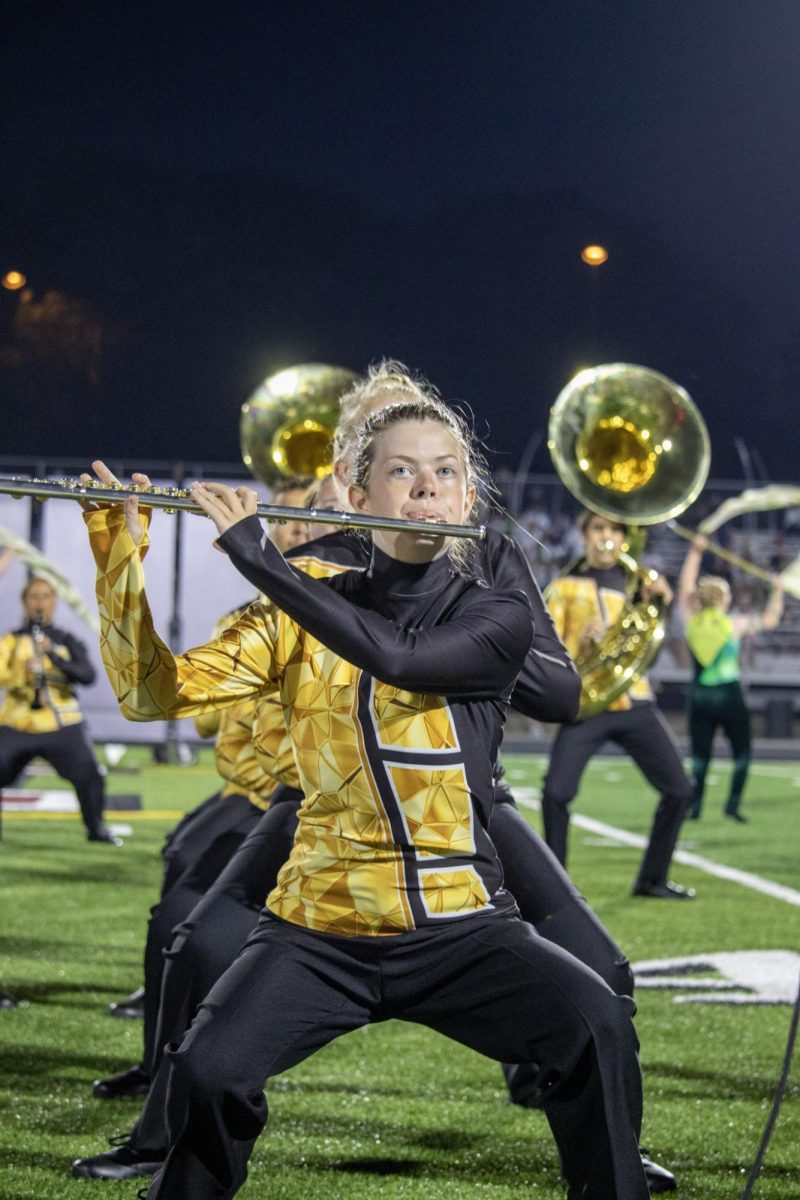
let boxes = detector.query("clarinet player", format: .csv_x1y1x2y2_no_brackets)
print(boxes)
0,576,119,844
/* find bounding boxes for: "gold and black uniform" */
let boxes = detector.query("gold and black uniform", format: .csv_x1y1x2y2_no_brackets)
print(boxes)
160,664,285,895
88,508,525,932
0,619,110,840
85,531,634,1172
85,508,649,1200
132,554,357,1089
542,562,692,890
137,691,292,1080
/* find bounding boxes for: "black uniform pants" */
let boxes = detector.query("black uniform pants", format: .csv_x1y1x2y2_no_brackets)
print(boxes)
492,782,633,1000
139,792,265,1074
0,722,106,838
147,913,648,1200
132,788,303,1150
160,791,239,897
130,785,632,1153
541,703,692,888
687,681,751,816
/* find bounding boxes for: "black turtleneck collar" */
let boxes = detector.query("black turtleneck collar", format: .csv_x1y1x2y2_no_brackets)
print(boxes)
366,544,457,598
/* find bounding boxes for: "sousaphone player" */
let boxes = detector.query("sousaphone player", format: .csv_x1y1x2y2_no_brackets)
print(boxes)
542,364,710,898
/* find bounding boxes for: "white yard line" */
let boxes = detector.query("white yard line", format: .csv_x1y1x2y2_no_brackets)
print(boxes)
513,790,800,908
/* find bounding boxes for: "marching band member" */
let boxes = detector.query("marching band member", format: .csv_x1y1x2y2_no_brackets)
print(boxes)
73,513,676,1186
0,576,117,844
71,365,672,1193
542,510,695,898
83,397,649,1199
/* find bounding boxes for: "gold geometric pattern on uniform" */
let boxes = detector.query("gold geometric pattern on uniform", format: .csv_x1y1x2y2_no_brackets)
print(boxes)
418,866,490,918
251,703,299,791
267,842,413,936
547,575,652,711
87,505,491,937
214,696,279,810
283,640,397,856
0,631,85,732
255,628,420,932
194,708,221,739
387,764,474,859
372,684,460,751
87,507,280,723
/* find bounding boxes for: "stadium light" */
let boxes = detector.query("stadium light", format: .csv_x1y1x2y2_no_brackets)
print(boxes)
580,244,609,267
2,270,27,291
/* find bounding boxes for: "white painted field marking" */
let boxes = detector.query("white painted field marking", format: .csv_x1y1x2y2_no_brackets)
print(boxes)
512,789,800,908
632,950,800,1005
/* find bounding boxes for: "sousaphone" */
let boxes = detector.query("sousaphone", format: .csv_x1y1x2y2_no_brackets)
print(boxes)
240,363,360,486
547,363,711,717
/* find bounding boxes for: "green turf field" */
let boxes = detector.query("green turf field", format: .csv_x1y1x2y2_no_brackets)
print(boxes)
1,748,798,1199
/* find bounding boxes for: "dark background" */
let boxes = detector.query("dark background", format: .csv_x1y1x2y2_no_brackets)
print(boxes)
2,1,798,482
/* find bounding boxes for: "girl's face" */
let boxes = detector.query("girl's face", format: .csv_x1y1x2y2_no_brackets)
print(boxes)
348,419,475,563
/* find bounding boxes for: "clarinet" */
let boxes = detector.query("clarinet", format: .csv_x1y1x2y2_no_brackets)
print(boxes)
29,609,47,711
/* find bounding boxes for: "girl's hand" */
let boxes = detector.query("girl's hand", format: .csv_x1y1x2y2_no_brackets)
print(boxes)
80,461,151,544
189,482,259,539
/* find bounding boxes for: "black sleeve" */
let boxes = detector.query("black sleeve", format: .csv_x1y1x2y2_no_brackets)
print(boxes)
49,631,97,686
483,534,580,722
285,529,369,569
219,517,534,697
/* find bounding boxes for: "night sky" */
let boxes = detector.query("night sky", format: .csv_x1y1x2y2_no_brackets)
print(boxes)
2,1,799,483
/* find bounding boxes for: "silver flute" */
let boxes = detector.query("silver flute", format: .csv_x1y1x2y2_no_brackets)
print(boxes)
0,476,487,541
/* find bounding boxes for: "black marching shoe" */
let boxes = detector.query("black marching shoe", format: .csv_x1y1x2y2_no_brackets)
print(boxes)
640,1147,677,1193
92,1063,151,1099
71,1137,164,1180
109,985,145,1020
724,808,748,824
632,880,696,900
88,826,123,846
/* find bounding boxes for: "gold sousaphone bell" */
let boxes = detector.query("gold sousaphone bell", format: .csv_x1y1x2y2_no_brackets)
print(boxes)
240,362,360,487
548,363,711,717
548,362,710,525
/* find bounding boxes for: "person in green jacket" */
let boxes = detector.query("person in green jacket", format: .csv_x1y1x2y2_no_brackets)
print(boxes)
678,535,784,822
